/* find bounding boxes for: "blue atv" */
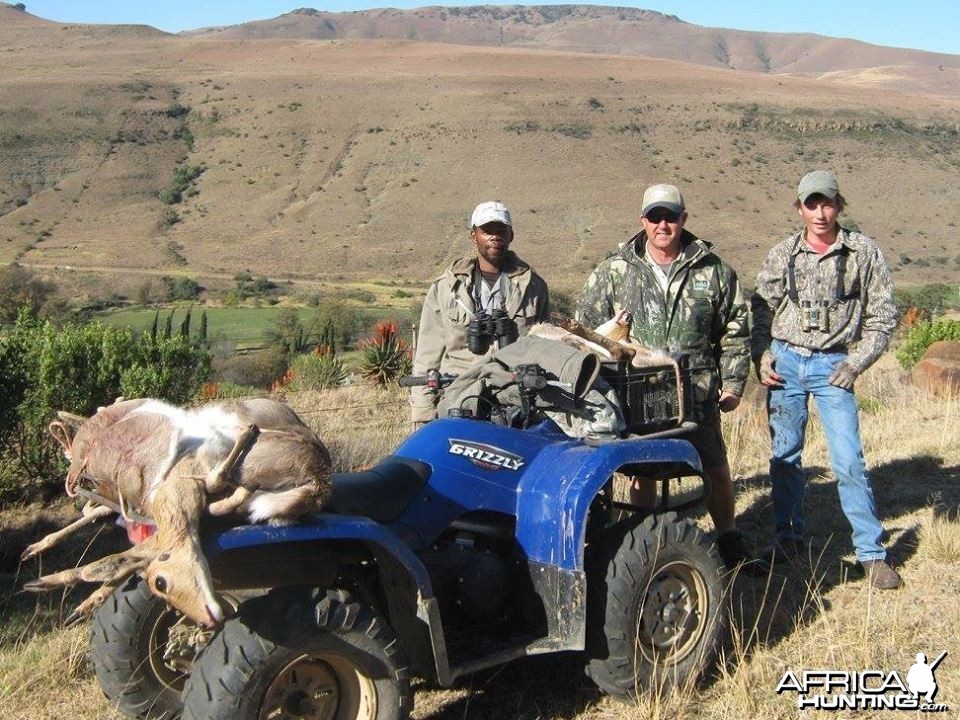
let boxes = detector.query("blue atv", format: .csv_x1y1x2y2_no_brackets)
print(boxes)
90,360,728,720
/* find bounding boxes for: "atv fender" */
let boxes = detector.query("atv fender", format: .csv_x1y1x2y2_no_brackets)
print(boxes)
514,436,703,571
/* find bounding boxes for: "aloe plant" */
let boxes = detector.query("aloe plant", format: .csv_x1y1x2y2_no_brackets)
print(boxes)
357,321,412,387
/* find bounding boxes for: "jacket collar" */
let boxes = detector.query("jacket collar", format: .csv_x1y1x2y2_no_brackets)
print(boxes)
449,251,530,280
623,228,711,267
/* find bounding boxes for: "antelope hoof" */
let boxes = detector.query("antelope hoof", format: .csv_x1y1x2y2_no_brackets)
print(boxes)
23,579,50,593
64,609,86,627
20,544,42,562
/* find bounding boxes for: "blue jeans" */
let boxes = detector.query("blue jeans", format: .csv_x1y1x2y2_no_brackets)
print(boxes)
767,340,886,562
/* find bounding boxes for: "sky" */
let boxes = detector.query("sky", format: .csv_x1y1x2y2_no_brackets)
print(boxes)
8,1,960,56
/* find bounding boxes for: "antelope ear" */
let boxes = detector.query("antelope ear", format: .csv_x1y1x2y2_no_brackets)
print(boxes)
56,411,87,429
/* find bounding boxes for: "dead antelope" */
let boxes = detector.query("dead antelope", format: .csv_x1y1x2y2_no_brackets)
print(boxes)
23,397,332,627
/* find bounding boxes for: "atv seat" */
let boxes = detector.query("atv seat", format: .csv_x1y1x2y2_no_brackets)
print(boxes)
328,456,431,523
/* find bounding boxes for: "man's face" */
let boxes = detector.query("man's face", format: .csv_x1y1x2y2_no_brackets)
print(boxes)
471,221,513,267
798,194,840,241
641,208,687,255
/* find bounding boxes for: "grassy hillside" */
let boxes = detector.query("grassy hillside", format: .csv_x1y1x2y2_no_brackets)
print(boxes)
1,352,958,719
1,7,958,302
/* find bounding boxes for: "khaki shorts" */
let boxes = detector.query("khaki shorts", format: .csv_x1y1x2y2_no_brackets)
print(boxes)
681,415,728,469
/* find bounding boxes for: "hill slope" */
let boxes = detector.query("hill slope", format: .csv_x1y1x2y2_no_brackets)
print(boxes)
1,4,959,297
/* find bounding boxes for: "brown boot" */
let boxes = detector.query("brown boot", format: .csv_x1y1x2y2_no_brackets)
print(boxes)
861,560,903,590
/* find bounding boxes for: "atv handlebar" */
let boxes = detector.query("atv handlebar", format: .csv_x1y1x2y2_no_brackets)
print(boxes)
397,370,458,389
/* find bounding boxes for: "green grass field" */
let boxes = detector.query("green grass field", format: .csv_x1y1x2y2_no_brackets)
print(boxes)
100,305,418,349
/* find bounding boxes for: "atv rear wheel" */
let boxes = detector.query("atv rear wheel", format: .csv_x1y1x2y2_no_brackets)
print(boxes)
182,588,412,720
585,511,727,701
92,575,211,720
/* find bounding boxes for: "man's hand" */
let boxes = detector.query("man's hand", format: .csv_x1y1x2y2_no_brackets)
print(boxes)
828,361,858,390
756,351,784,388
718,392,741,413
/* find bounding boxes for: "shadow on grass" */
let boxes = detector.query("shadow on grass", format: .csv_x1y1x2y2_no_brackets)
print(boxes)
0,509,127,646
719,454,959,653
414,652,600,720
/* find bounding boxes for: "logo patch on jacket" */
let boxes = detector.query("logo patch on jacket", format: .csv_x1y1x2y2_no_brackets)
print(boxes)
693,279,709,292
448,439,525,471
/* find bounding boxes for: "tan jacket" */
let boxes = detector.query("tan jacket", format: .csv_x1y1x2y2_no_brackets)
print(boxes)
410,252,550,422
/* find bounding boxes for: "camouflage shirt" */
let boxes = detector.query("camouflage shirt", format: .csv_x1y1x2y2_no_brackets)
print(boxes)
750,227,896,374
576,229,750,414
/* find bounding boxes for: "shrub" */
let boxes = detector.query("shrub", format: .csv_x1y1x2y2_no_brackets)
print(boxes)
211,348,288,388
160,164,205,205
896,319,960,369
0,310,210,503
504,120,540,134
357,321,412,387
0,264,55,323
287,349,347,392
198,381,263,400
551,123,593,139
895,283,957,318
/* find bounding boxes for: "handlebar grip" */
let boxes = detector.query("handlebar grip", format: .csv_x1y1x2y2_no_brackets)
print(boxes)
398,375,429,387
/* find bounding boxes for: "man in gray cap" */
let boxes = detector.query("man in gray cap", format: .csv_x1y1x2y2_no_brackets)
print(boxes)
578,183,762,573
410,200,550,425
751,170,901,589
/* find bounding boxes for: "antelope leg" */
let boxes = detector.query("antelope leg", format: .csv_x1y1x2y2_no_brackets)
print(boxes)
21,504,115,561
24,539,156,592
207,486,253,517
64,577,127,627
203,424,260,494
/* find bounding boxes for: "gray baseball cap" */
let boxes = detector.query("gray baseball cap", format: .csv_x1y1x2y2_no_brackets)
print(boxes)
641,183,685,216
797,170,839,203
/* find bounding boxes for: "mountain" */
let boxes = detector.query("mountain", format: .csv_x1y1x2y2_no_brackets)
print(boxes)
189,6,960,96
1,3,958,302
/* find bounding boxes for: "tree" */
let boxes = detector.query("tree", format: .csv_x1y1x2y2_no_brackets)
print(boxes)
0,264,56,323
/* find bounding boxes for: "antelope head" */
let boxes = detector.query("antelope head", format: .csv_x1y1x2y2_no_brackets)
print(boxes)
144,543,225,628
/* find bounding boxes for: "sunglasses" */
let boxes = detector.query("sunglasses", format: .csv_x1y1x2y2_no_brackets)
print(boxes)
644,210,681,224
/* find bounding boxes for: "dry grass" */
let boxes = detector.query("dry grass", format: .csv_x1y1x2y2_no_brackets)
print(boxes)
2,355,959,719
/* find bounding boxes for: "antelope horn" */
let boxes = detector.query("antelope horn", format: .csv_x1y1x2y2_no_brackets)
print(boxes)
48,421,73,455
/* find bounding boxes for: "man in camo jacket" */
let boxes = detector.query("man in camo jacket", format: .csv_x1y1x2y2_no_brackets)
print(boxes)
751,169,901,590
577,183,763,573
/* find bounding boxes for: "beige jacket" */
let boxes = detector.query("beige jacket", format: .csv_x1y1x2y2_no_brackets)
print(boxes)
410,252,550,422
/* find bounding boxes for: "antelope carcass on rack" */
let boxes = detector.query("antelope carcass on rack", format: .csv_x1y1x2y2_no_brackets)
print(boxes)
22,398,332,627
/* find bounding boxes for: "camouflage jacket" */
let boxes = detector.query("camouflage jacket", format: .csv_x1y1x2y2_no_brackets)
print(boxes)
410,252,550,422
750,227,896,374
576,229,750,413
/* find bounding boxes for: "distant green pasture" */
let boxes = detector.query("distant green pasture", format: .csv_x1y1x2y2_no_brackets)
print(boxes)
101,306,417,349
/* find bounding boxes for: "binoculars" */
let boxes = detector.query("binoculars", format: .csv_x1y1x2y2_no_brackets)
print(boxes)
800,300,831,333
468,308,518,354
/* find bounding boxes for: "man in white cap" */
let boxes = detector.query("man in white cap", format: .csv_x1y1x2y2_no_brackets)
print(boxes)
577,183,762,573
410,201,550,425
752,170,901,589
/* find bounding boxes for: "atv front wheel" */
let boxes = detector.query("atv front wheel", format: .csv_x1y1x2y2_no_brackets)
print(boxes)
92,575,212,720
585,511,727,700
182,588,412,720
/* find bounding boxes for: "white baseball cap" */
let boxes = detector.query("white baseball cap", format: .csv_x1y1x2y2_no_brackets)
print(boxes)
641,184,685,216
470,200,512,228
